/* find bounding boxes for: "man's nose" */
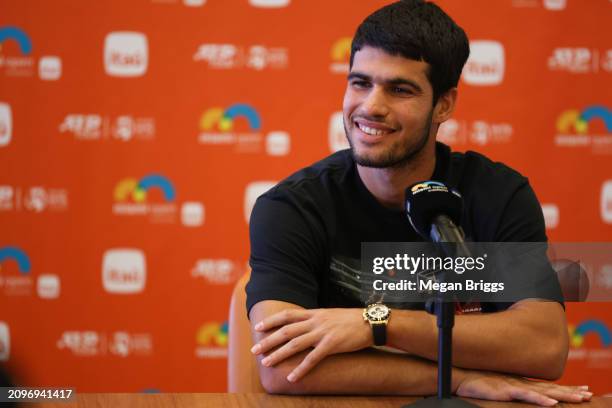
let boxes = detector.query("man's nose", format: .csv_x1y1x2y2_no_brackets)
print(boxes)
360,86,389,118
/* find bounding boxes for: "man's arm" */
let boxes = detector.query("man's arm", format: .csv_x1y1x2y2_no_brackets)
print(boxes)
250,300,588,405
253,300,568,381
387,300,569,380
251,300,441,395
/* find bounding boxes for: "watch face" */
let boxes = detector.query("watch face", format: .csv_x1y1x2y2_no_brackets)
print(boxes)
367,304,389,321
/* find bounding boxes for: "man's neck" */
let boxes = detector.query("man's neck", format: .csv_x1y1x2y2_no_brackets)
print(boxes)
357,142,437,210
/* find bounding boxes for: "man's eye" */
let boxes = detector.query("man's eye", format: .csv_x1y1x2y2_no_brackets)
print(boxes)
351,80,370,89
392,87,411,95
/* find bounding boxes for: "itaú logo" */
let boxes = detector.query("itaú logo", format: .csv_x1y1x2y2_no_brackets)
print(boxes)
0,102,12,147
104,32,148,77
0,322,10,361
102,249,146,294
249,0,290,7
462,40,505,86
602,180,612,224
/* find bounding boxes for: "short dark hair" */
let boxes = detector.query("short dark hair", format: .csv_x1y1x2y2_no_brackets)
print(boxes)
350,0,470,105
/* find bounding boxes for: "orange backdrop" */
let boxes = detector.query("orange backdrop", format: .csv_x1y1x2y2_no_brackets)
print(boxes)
1,0,611,394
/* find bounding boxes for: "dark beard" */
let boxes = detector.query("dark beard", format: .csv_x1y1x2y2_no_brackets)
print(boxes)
344,111,433,169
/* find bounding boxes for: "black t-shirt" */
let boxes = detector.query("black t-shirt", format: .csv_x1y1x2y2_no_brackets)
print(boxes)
246,142,558,315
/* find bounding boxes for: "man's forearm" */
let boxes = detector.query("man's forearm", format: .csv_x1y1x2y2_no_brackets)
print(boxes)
387,301,568,379
258,347,464,395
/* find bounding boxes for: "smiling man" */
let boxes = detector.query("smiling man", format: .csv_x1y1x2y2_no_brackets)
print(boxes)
245,1,589,405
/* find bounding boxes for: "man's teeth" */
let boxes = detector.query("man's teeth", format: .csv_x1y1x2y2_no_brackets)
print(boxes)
358,123,390,136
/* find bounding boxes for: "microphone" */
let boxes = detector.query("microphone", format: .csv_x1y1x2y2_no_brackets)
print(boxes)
403,181,476,404
405,181,470,257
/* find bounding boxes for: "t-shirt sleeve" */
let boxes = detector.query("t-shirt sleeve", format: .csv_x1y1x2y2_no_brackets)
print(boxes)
482,181,564,312
245,193,323,318
494,181,547,242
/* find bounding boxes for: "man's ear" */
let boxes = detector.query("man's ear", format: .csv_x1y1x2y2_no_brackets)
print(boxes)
433,88,457,124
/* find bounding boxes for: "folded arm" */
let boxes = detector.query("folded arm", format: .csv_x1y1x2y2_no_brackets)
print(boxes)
387,300,569,380
249,300,586,405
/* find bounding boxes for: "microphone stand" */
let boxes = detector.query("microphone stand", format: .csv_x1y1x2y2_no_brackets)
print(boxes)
403,216,479,408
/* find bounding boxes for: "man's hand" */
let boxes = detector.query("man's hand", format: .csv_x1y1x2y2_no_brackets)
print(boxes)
251,308,370,382
455,370,593,406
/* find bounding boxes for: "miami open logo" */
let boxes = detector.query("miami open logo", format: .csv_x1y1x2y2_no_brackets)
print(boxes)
198,103,289,155
0,246,32,296
113,173,203,226
195,321,229,359
0,26,33,76
0,246,60,298
113,173,177,222
568,320,612,368
0,26,61,79
555,105,612,153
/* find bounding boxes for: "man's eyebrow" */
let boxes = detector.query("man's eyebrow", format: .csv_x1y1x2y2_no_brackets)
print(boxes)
347,72,423,93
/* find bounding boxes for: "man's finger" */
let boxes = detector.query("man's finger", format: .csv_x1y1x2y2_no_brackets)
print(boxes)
525,381,592,402
251,320,311,355
286,339,333,383
540,387,590,403
508,386,558,407
254,308,310,332
261,331,319,367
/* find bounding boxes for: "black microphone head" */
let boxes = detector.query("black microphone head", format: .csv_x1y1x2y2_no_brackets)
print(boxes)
405,181,463,239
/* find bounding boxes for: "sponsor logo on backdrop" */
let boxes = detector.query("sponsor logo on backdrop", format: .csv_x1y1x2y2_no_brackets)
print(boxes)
102,249,147,294
0,322,9,361
183,0,206,5
598,264,612,289
24,187,69,212
0,247,61,299
512,0,566,9
0,186,13,210
193,44,288,70
191,259,246,284
57,331,101,356
329,37,351,74
437,119,513,146
555,105,612,153
541,204,559,230
104,32,148,77
38,56,62,80
112,174,204,225
0,246,33,296
568,320,612,368
249,0,290,8
150,0,205,6
198,103,290,155
244,181,277,223
195,321,228,358
37,274,60,299
0,26,34,76
109,331,153,357
0,27,62,79
462,41,505,86
57,330,153,357
113,173,177,222
59,114,155,141
543,0,566,10
0,186,68,212
0,102,11,147
602,180,612,224
548,48,612,74
181,202,205,227
328,111,349,152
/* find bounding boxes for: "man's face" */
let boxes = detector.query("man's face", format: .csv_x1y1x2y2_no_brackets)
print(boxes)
343,46,435,168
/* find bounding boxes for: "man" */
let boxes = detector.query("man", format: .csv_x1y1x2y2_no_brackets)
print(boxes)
246,1,591,405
